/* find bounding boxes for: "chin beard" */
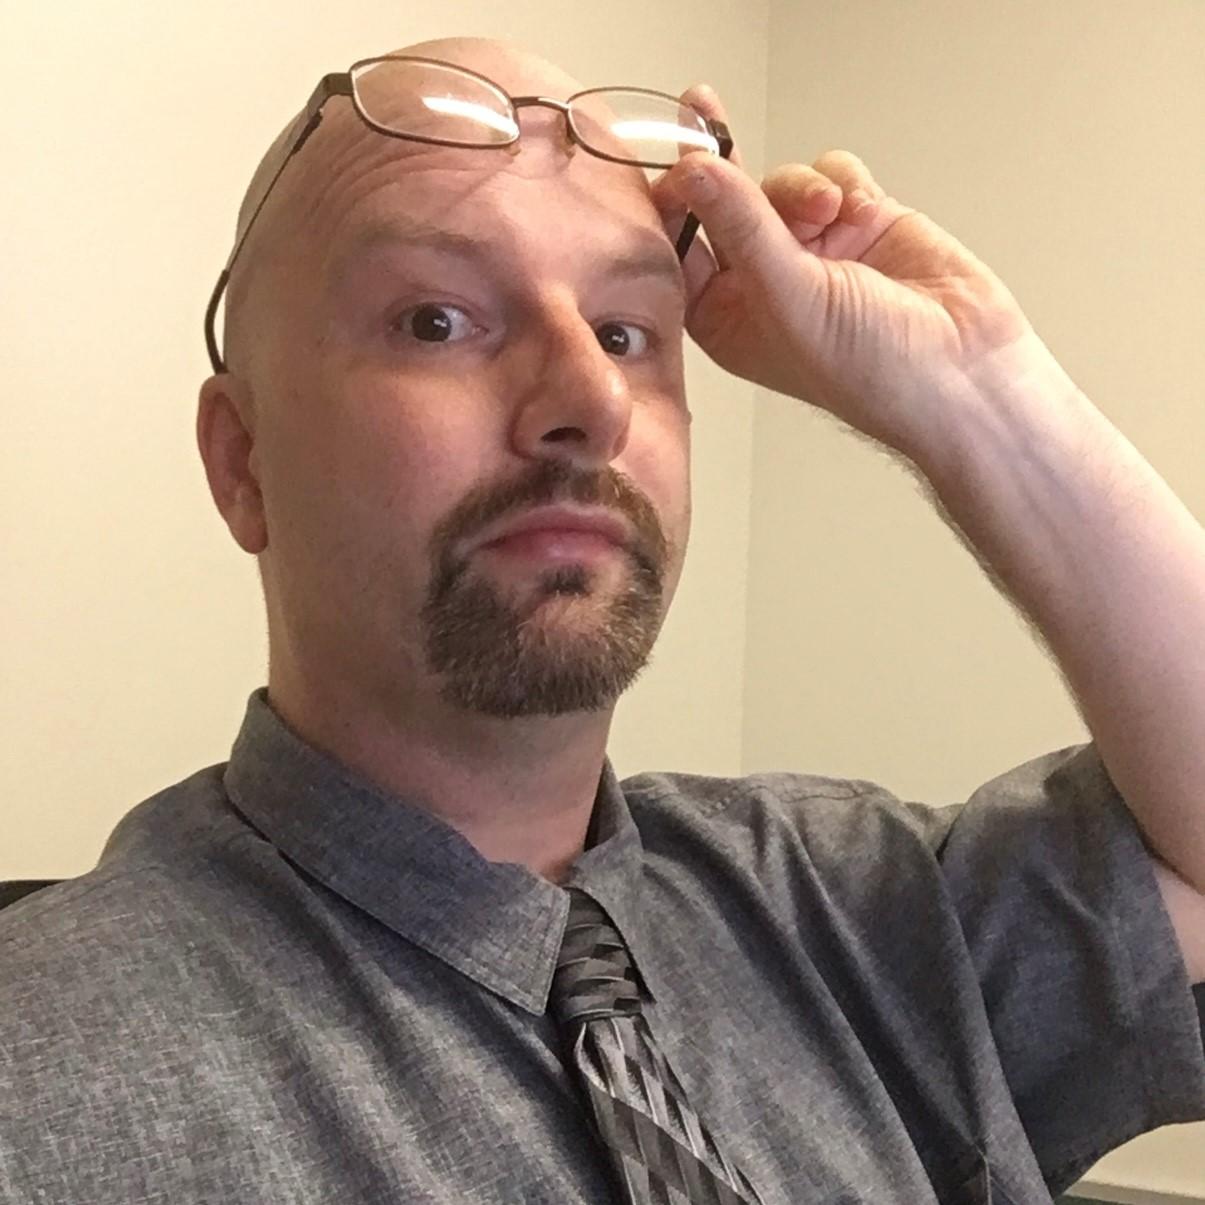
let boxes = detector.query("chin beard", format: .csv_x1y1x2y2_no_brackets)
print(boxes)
422,556,666,718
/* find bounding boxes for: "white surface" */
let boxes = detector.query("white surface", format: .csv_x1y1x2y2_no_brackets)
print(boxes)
742,0,1205,1193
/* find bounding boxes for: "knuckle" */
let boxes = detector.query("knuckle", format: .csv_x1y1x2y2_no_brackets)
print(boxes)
813,148,882,197
814,147,861,171
763,163,837,205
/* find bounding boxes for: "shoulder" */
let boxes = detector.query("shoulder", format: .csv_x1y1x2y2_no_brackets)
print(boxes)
617,743,1132,948
0,763,295,1123
617,764,976,946
0,762,251,979
621,763,960,866
622,741,1115,866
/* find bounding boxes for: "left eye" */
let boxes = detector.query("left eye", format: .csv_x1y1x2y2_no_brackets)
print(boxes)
595,321,650,357
393,303,478,344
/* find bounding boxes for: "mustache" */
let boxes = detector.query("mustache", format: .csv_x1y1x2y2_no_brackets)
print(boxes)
431,460,668,580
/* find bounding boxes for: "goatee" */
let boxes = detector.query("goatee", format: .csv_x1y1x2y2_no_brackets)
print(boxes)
422,463,670,717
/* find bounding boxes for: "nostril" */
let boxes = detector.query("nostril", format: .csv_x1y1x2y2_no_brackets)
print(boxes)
545,427,585,444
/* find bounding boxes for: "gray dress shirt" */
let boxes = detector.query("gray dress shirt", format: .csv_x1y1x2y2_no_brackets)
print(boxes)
2,686,1203,1204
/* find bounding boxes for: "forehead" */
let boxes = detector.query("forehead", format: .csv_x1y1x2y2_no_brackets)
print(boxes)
286,94,672,277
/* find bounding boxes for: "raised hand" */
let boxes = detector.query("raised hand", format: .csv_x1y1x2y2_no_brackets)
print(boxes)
655,85,1057,462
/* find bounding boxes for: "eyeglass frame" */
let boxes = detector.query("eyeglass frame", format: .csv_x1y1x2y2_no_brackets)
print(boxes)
203,54,734,374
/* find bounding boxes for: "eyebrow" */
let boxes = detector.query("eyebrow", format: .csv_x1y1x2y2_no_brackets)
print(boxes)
606,243,686,295
336,218,482,264
331,216,684,296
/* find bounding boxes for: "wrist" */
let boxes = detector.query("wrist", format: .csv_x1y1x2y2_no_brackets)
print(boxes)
904,335,1093,494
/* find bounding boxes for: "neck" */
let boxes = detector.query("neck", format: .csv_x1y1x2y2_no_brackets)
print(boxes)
266,663,615,885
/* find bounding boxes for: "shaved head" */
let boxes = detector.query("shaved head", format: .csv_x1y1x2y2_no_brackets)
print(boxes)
197,31,693,739
222,38,603,376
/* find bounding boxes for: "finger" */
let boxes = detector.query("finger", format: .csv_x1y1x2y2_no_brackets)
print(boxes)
657,152,827,304
666,84,743,271
811,149,886,225
761,163,844,243
679,82,744,171
679,225,719,307
651,166,735,273
650,183,719,306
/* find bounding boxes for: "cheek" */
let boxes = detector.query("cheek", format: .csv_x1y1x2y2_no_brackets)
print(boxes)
650,405,692,495
309,362,482,489
265,384,488,579
335,410,493,564
625,417,691,548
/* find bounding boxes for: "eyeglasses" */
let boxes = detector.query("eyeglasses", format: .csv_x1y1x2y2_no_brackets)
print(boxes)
203,54,734,373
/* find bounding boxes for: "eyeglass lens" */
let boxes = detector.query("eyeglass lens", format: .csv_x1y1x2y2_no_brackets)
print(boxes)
348,58,720,167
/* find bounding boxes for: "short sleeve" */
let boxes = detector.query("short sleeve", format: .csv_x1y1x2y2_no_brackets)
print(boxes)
934,741,1205,1192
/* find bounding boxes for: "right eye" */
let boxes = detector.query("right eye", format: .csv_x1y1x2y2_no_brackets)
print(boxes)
391,302,479,345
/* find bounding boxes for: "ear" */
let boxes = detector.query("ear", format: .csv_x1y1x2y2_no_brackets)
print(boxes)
196,373,267,555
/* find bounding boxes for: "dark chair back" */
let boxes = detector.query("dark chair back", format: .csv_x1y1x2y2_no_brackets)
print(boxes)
0,880,63,910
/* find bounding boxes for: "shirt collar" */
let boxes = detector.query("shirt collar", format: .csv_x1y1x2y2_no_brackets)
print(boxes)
222,687,654,1015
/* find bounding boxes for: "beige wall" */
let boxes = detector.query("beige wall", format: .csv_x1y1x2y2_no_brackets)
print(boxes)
742,0,1205,1195
4,0,1202,1195
1,0,767,876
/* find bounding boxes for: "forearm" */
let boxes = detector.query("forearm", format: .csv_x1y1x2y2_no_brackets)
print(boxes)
910,340,1205,895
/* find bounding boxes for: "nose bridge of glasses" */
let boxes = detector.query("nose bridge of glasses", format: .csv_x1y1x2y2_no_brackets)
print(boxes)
510,96,572,115
505,96,577,153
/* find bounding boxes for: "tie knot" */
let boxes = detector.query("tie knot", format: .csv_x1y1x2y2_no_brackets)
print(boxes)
550,888,643,1025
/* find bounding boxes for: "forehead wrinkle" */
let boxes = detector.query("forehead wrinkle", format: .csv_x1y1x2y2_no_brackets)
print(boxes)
232,37,649,266
324,216,489,287
277,63,670,250
249,96,684,337
294,116,496,248
309,137,678,282
327,208,684,302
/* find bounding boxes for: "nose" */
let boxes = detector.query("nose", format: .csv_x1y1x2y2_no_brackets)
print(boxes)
506,301,633,470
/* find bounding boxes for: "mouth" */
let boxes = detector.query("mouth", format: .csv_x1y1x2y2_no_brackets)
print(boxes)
470,504,633,564
479,528,625,562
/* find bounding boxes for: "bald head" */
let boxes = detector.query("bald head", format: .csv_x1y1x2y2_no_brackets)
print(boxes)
221,38,599,375
197,35,696,732
233,39,585,243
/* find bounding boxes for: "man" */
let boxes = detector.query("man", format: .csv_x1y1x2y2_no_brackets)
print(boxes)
1,33,1203,1204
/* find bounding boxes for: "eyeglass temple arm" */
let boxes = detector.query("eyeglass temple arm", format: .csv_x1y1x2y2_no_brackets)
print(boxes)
673,118,733,262
204,73,354,373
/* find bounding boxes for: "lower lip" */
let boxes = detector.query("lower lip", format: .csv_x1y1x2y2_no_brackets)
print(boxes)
481,530,623,560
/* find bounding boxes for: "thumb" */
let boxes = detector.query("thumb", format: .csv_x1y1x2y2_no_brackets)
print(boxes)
659,153,825,291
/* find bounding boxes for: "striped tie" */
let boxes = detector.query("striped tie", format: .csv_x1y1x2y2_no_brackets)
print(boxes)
550,887,767,1204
